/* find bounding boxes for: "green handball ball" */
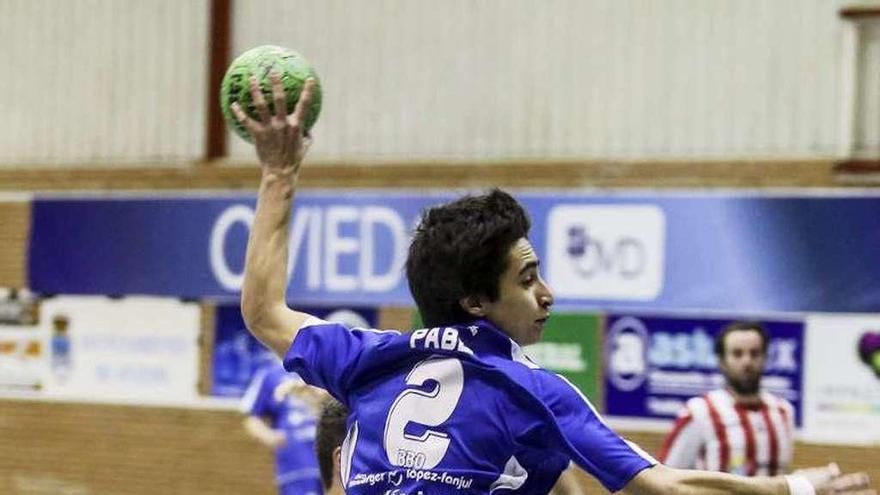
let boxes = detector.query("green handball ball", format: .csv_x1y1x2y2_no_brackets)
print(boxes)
220,45,322,143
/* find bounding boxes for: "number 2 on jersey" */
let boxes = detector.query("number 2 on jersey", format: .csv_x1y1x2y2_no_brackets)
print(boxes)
383,357,464,469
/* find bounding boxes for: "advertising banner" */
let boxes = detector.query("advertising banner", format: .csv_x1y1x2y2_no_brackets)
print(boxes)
0,296,201,404
603,314,805,425
38,296,201,404
0,289,42,391
212,303,378,397
29,191,880,313
524,312,603,404
802,315,880,445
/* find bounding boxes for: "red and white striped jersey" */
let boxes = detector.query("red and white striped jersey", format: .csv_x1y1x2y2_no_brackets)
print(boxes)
659,389,795,476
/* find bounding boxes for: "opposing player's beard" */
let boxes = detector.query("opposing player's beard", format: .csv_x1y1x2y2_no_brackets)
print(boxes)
726,373,761,396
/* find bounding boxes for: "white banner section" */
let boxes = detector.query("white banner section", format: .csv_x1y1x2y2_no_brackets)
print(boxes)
38,296,201,405
802,315,880,446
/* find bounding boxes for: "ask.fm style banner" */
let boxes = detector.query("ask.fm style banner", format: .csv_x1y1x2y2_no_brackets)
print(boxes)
28,191,880,312
603,314,805,425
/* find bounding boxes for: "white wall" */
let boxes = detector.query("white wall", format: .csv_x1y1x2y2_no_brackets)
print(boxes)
229,0,853,161
0,0,209,166
855,20,880,157
0,1,862,166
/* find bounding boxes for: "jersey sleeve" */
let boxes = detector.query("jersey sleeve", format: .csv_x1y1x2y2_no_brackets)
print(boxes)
537,373,656,493
239,365,279,417
658,400,703,469
282,317,399,405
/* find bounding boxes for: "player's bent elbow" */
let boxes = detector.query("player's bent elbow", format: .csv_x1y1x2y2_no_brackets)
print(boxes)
240,298,281,343
240,296,266,334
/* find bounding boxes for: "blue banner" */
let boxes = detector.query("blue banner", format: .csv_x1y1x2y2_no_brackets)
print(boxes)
28,191,880,312
211,303,377,397
603,314,805,425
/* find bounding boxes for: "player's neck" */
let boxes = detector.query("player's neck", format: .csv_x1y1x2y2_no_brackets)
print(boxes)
725,387,762,407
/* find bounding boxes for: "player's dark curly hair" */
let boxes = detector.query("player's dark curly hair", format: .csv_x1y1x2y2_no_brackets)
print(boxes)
406,189,531,327
316,399,349,490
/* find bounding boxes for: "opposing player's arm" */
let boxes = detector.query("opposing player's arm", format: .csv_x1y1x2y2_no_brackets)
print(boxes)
237,72,318,356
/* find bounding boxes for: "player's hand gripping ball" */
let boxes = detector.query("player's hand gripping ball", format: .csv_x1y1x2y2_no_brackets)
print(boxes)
220,45,322,143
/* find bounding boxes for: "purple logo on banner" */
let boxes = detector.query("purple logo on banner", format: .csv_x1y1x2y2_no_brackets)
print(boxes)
211,304,377,397
604,315,804,425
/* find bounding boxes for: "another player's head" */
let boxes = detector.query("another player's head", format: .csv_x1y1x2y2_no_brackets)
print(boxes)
316,399,349,494
406,189,553,345
714,321,769,396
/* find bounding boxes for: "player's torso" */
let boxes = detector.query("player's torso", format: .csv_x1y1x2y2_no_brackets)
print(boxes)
695,391,793,476
341,353,564,494
274,396,321,475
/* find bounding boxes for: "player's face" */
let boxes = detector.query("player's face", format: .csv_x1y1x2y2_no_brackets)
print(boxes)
481,238,554,346
719,329,766,396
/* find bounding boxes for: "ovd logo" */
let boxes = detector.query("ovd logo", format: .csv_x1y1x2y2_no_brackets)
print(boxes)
547,204,665,300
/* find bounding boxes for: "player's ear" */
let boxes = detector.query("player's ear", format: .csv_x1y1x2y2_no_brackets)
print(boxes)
459,295,486,317
333,446,342,483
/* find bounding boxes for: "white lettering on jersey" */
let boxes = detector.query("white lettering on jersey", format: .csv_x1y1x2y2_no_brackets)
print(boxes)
384,358,464,469
409,328,474,355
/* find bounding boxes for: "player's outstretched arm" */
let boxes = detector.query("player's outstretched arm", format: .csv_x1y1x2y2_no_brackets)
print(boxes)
236,72,318,356
622,462,874,495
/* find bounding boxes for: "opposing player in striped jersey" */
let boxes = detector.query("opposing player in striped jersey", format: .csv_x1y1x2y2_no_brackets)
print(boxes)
233,72,873,494
660,321,797,475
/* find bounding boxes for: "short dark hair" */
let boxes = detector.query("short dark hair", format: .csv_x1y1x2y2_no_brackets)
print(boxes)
406,189,531,327
316,399,348,489
714,320,769,357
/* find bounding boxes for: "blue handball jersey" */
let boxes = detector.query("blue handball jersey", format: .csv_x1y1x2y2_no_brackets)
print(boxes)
284,318,655,494
241,363,322,488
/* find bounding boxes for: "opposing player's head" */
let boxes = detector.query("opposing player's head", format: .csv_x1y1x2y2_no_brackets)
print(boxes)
406,189,553,345
715,321,769,396
316,399,348,494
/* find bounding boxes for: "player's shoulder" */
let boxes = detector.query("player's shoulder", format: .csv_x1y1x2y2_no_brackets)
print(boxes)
298,315,404,344
761,391,794,411
680,390,724,417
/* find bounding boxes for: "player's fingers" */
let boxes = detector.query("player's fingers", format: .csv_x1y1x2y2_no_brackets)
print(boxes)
269,71,287,120
290,78,316,128
831,473,871,492
249,75,271,123
303,133,313,150
230,102,257,133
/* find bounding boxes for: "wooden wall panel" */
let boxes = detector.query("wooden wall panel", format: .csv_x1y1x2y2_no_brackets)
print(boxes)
0,200,30,288
0,400,273,495
0,159,842,193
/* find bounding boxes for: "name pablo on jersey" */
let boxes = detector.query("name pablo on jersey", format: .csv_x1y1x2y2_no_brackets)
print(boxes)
409,327,475,355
